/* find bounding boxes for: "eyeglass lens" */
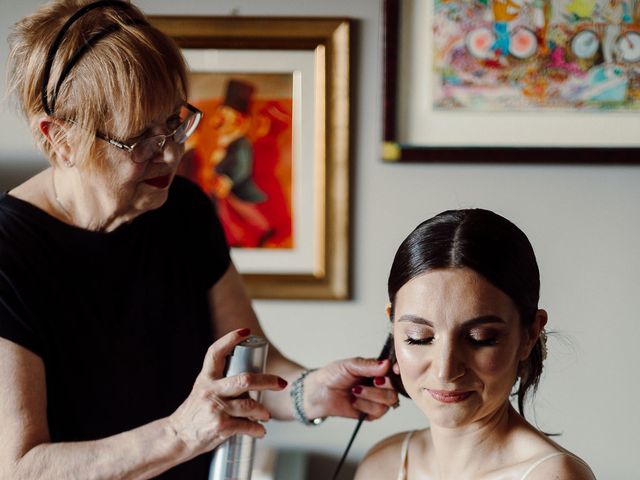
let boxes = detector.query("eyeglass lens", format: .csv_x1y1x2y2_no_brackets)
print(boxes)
131,105,200,163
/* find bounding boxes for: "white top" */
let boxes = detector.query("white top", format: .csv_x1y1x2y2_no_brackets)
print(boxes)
396,431,590,480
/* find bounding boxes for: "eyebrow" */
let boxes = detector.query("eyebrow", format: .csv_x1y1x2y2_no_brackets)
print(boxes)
130,105,183,140
396,314,506,328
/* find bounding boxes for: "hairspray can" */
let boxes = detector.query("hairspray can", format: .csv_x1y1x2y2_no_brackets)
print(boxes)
209,335,269,480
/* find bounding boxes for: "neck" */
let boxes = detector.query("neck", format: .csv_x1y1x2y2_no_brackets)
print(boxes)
428,402,519,478
51,167,135,232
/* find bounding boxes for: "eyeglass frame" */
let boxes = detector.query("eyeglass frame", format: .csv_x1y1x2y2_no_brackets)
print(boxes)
92,102,202,163
39,0,202,164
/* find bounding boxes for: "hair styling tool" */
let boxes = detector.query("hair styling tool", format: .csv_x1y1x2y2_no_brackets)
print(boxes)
210,335,268,480
331,335,394,480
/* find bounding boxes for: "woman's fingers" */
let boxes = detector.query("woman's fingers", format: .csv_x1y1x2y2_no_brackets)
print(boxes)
351,396,389,420
222,396,271,422
352,380,398,407
336,357,391,384
201,328,251,378
221,416,267,439
169,329,281,456
351,379,399,419
214,372,287,398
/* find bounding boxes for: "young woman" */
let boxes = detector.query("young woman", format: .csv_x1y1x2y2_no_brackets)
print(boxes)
356,209,595,480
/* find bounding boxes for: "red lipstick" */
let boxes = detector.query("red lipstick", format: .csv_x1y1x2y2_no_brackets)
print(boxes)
144,174,172,189
427,389,472,403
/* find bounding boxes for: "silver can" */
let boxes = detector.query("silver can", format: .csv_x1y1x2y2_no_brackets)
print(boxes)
209,335,269,480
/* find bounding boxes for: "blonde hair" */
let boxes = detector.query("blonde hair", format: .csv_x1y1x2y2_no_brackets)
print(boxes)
6,0,188,169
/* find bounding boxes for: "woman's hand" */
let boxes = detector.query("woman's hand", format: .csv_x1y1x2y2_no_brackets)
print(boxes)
167,329,286,457
303,358,399,421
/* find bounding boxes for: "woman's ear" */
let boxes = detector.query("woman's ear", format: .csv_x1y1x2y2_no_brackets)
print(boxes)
38,117,73,164
519,309,548,361
385,304,396,371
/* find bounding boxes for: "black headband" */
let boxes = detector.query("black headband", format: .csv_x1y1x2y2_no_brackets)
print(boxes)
41,0,147,115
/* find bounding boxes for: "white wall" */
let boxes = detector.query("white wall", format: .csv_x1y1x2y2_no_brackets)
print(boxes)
2,1,639,478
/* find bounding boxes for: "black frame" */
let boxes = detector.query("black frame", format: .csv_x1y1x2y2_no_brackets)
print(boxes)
382,0,639,164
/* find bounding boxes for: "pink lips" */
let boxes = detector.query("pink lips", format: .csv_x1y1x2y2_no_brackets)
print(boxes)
144,174,172,189
427,389,473,404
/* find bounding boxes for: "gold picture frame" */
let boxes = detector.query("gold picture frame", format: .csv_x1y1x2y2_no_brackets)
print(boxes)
149,16,351,299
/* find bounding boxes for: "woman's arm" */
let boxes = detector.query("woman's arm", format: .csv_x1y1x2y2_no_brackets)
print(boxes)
0,331,282,480
208,263,399,421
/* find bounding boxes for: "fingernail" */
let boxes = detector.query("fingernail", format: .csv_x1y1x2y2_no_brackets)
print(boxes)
238,328,251,337
374,377,385,386
277,377,288,388
352,385,363,395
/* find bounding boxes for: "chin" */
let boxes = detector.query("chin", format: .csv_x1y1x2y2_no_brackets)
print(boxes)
135,189,169,214
416,393,481,429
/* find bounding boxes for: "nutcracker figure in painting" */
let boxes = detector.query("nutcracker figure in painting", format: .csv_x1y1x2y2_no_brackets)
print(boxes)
210,80,273,248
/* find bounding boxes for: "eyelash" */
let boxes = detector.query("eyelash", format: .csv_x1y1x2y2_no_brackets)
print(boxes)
404,335,499,347
404,336,434,346
470,337,498,347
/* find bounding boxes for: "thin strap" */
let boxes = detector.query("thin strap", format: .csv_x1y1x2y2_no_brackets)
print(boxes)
396,430,415,480
520,452,591,480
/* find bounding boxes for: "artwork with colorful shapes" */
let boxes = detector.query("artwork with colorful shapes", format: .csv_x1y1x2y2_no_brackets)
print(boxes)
180,73,293,249
433,0,640,109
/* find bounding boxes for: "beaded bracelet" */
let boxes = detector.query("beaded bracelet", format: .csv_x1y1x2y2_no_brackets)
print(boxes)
290,369,326,426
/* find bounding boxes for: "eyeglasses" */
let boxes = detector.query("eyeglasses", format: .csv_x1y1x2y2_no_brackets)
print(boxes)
94,102,202,163
40,1,199,164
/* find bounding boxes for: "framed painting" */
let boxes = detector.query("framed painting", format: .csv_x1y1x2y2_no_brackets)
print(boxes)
383,0,640,163
149,16,351,299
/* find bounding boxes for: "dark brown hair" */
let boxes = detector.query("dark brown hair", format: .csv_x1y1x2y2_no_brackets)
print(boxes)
386,209,545,417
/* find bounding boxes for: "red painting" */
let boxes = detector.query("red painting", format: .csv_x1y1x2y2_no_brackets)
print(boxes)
180,73,293,249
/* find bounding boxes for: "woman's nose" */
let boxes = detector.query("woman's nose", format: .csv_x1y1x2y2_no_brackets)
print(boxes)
151,140,181,164
434,340,466,384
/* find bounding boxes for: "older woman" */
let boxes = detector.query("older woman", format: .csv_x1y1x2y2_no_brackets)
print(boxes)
356,209,595,480
0,1,397,479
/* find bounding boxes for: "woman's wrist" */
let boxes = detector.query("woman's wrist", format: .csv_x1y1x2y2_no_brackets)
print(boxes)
162,416,192,461
291,369,326,425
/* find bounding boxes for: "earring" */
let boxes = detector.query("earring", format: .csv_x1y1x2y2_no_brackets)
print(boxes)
517,361,527,381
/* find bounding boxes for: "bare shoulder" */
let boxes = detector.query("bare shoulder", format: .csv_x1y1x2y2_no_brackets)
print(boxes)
525,451,596,480
355,430,416,480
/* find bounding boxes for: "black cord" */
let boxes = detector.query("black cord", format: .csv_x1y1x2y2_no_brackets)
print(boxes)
331,413,366,480
331,336,393,480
